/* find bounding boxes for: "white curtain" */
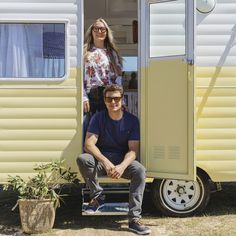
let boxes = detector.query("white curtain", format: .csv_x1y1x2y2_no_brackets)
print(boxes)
0,24,64,78
43,58,65,78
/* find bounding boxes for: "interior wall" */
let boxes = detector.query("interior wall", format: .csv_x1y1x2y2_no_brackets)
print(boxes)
84,0,138,56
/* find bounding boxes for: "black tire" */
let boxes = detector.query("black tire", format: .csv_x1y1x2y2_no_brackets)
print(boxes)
151,171,211,217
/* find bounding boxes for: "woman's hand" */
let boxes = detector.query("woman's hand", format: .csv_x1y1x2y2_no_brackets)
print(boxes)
83,100,90,113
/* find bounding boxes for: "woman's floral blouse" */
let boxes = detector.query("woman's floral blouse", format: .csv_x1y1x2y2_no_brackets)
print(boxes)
83,46,122,102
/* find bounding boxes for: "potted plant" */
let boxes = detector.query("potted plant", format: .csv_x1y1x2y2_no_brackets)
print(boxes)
3,160,78,234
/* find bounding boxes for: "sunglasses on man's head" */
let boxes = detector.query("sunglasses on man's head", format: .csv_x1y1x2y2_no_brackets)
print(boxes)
92,26,107,33
104,96,122,103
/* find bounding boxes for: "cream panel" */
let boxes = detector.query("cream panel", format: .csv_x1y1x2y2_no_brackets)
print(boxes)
143,58,194,180
0,141,74,151
197,128,236,139
0,130,77,140
0,119,77,129
196,108,236,117
197,139,236,150
0,162,74,173
196,97,236,107
0,108,77,118
197,118,236,128
197,160,236,181
197,88,236,96
0,0,83,182
0,89,77,97
0,68,79,88
0,85,82,181
0,98,77,108
197,150,236,161
196,67,236,77
0,151,63,162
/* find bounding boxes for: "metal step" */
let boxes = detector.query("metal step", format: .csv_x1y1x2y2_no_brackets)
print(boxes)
82,187,129,195
82,202,129,215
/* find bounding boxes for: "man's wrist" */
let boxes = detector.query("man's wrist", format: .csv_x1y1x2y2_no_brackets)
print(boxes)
119,162,127,170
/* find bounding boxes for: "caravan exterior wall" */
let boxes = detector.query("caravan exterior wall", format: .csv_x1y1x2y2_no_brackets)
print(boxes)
0,0,236,184
196,0,236,181
0,0,83,182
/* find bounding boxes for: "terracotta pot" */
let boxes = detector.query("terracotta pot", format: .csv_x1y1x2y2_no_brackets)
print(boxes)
18,199,55,234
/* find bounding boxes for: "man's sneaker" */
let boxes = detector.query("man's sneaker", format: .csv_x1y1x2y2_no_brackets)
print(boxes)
84,194,105,214
128,220,151,235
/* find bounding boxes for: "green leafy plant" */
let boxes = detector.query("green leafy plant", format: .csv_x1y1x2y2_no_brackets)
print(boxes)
3,160,79,208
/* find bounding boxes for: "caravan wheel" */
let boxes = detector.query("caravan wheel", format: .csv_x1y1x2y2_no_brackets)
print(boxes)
151,171,210,217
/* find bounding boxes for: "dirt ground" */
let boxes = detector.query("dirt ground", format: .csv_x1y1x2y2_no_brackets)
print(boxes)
0,183,236,236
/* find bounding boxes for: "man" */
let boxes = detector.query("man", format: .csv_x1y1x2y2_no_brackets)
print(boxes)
77,84,151,235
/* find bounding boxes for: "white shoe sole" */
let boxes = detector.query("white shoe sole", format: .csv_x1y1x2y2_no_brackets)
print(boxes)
84,204,105,214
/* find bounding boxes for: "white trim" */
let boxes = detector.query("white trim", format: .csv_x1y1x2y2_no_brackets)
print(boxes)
140,0,147,68
149,55,185,61
148,0,177,3
78,0,84,132
0,19,70,82
138,0,141,118
187,0,195,65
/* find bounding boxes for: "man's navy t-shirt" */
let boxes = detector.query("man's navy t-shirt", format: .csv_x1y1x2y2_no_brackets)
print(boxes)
87,110,140,164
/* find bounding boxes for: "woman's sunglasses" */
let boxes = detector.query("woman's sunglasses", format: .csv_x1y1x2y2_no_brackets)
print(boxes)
104,96,122,103
92,26,107,33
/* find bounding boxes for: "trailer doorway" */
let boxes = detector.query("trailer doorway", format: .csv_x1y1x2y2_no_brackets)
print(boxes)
84,0,139,117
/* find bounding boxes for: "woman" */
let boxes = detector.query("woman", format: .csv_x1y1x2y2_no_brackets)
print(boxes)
83,18,123,115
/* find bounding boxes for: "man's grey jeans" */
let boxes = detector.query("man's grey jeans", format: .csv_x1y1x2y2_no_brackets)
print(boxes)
77,153,146,222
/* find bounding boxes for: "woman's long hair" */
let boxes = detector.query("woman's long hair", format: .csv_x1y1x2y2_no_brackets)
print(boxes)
84,18,123,75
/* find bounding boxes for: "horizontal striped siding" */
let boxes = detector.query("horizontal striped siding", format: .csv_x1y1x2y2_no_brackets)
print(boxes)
197,1,236,67
0,0,82,181
0,86,82,177
196,0,236,180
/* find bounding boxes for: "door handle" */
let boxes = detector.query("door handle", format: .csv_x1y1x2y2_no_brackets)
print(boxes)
183,58,194,65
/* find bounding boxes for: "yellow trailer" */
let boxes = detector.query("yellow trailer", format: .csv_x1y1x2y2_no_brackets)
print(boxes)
0,0,236,216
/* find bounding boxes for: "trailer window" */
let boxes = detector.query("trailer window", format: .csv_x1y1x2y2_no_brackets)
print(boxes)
0,23,66,80
149,0,186,58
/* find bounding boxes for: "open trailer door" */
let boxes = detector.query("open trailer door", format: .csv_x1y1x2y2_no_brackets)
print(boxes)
140,0,196,180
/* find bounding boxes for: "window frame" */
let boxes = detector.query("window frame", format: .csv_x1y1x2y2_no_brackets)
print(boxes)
0,19,69,82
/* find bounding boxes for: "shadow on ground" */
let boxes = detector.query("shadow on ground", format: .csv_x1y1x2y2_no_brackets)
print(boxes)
0,183,236,234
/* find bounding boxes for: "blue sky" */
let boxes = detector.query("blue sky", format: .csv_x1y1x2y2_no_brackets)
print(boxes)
123,56,137,72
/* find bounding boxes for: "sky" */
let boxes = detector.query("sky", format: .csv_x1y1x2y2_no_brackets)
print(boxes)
122,56,137,72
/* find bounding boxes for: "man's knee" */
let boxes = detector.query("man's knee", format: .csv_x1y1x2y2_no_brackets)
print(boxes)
76,153,94,168
137,165,146,180
131,161,146,180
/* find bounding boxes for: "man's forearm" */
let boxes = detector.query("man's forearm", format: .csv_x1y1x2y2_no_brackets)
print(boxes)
85,142,109,164
120,150,137,169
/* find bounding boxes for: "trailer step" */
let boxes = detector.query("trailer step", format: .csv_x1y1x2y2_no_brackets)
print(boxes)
82,202,129,215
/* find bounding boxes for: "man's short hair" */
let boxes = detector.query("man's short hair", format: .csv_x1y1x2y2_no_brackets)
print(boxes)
103,84,124,97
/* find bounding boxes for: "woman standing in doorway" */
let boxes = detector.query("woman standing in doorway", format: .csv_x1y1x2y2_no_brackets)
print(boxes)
83,18,123,115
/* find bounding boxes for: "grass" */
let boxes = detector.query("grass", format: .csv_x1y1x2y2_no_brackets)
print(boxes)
0,184,236,236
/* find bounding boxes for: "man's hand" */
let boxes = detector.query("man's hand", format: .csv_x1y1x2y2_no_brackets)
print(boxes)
110,164,126,179
102,159,115,176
